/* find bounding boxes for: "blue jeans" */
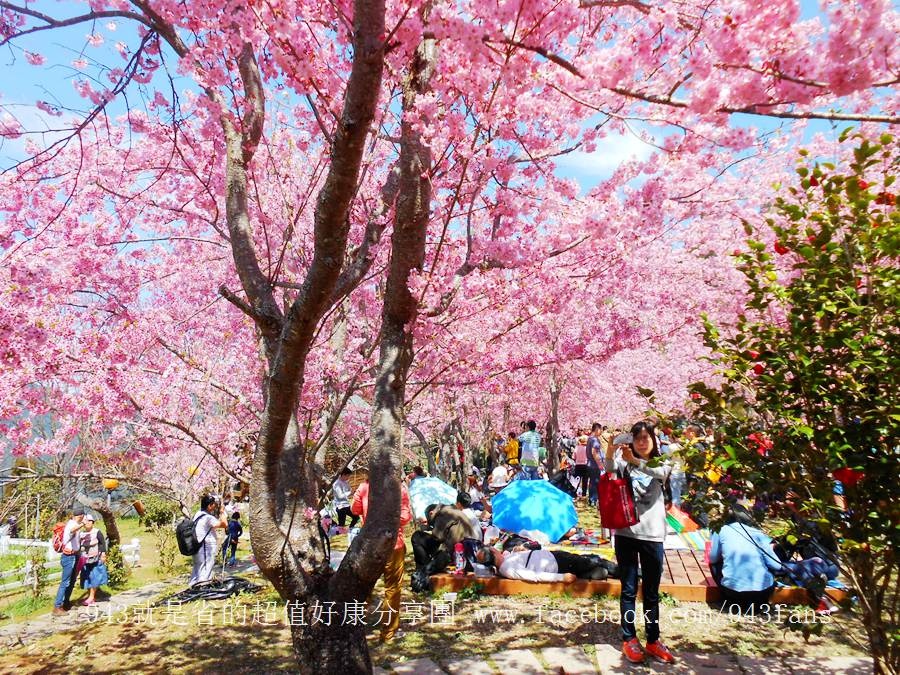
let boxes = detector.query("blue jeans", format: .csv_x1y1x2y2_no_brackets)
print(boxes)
785,557,839,584
615,535,665,643
669,472,686,508
518,465,540,480
587,466,600,505
221,538,238,565
55,553,79,608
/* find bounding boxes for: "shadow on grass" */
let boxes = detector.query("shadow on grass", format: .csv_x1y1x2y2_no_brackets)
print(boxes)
1,527,871,675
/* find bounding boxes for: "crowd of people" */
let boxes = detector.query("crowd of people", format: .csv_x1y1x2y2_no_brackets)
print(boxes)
40,414,838,667
486,420,713,509
333,416,843,664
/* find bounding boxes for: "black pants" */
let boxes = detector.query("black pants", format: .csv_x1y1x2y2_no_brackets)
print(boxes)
615,536,664,642
336,506,359,528
550,551,617,580
411,531,451,572
719,585,774,614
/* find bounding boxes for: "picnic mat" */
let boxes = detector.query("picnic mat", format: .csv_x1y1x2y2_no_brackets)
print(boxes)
664,533,690,550
679,528,711,551
566,532,608,545
552,543,616,559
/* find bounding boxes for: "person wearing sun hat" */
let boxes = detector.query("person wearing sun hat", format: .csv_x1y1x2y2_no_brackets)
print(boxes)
79,512,109,606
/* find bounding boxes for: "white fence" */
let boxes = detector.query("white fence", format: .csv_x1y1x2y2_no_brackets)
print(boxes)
0,535,141,594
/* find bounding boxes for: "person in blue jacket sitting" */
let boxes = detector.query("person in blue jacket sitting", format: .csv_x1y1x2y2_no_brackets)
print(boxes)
708,505,785,613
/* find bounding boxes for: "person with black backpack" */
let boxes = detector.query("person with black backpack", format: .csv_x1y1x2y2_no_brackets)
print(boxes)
186,495,228,586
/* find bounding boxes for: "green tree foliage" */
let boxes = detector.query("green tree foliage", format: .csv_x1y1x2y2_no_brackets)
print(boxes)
2,475,63,540
685,133,899,674
136,494,180,530
105,545,131,588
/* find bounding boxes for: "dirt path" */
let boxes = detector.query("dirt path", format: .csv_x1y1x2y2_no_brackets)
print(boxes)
0,560,258,653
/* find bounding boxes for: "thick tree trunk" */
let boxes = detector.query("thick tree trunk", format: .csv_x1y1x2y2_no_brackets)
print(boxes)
341,22,435,668
363,14,434,525
847,551,899,675
546,372,562,474
440,418,465,486
406,423,437,476
263,14,435,674
291,620,371,675
245,0,388,604
485,425,499,470
424,436,439,477
501,402,512,438
209,0,396,668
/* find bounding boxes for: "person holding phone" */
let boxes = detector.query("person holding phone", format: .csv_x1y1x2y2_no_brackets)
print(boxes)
605,421,675,665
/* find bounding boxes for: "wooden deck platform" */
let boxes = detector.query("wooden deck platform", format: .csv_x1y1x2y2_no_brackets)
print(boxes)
431,548,849,605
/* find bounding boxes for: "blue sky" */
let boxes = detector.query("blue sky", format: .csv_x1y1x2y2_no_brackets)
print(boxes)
0,0,872,188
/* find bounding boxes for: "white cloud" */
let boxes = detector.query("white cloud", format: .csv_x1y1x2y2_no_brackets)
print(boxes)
0,103,75,167
554,131,656,176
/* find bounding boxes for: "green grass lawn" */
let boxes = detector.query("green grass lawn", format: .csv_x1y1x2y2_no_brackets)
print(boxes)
0,553,28,574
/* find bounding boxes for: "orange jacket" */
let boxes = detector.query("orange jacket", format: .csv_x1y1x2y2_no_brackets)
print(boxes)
350,481,411,550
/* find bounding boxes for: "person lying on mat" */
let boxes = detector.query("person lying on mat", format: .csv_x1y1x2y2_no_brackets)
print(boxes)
473,544,617,583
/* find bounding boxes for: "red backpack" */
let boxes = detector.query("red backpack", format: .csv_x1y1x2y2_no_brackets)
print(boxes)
51,522,67,553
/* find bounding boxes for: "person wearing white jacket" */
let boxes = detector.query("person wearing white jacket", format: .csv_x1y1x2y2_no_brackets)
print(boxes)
604,421,675,665
474,545,615,582
332,468,358,528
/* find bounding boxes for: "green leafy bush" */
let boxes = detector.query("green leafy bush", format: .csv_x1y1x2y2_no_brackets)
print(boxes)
686,132,899,673
137,494,179,529
150,524,180,576
106,545,131,588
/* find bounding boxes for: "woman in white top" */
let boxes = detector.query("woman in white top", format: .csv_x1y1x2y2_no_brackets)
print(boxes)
604,421,675,665
333,468,359,528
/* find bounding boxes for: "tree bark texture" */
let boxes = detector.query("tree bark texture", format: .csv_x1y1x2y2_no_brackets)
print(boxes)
247,0,388,600
291,620,372,675
847,550,899,675
345,19,436,607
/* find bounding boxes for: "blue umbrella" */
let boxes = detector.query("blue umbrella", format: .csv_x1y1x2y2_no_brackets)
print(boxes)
408,476,457,520
492,480,577,543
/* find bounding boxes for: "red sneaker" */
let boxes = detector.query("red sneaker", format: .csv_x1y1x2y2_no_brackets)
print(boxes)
621,637,645,664
645,640,676,663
